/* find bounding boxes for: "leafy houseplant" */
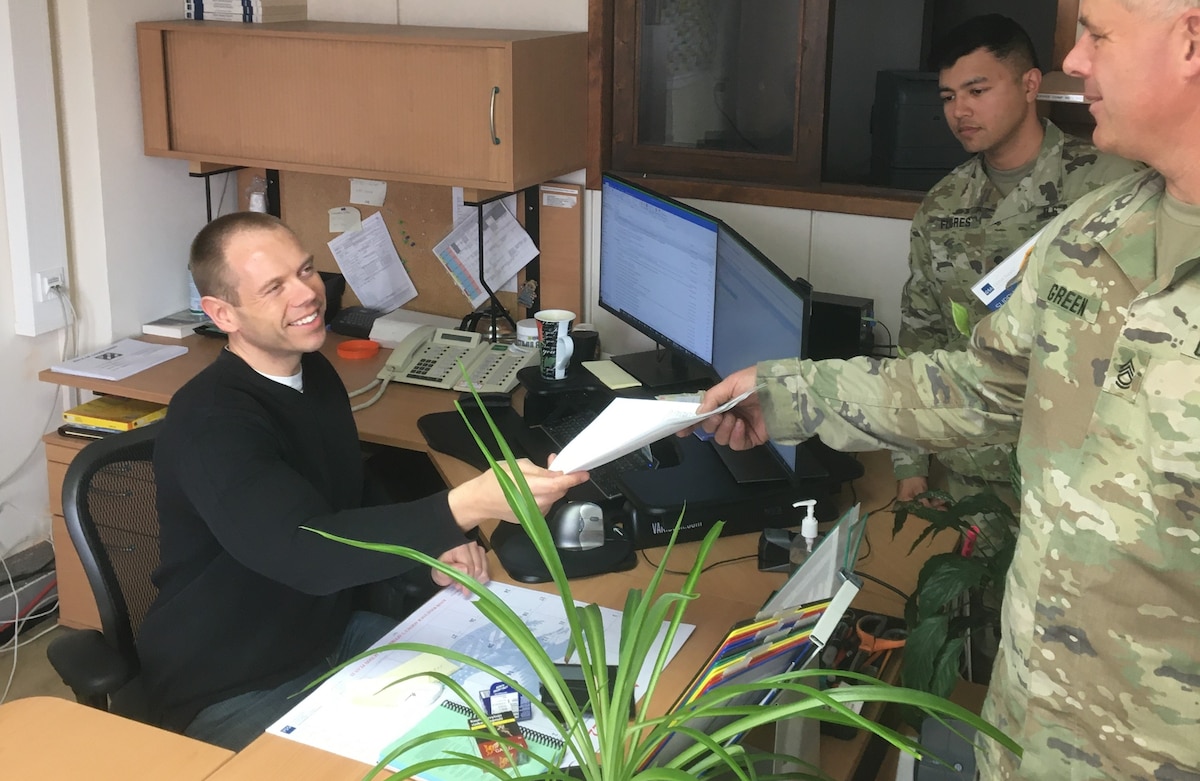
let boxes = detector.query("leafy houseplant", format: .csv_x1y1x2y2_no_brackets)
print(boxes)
893,300,1020,702
892,489,1017,700
308,391,1020,780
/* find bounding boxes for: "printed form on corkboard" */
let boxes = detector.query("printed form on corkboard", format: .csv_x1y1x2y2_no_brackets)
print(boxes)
278,170,521,320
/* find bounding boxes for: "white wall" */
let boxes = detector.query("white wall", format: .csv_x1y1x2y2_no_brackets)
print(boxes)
0,143,66,556
57,0,211,345
0,0,913,558
0,0,206,557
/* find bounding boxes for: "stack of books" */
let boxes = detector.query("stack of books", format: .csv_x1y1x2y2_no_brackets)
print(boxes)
142,308,212,339
60,396,168,440
184,0,308,22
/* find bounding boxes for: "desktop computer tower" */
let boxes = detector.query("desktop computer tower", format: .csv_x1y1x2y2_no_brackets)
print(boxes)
808,291,876,360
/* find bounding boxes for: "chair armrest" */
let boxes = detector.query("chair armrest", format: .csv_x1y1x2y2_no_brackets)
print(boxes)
46,628,135,706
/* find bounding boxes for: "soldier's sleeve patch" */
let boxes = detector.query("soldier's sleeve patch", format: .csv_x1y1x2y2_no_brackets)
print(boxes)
1102,344,1148,401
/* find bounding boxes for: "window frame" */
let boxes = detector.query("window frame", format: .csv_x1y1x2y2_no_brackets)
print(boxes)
609,0,827,186
587,0,1082,221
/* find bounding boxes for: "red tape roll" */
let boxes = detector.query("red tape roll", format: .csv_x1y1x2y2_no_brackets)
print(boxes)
336,339,380,360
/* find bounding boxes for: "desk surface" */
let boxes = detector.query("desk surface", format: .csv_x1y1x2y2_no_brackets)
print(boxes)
40,335,944,780
207,452,936,781
0,696,234,780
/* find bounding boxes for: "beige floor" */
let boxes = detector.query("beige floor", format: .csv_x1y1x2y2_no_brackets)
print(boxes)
2,622,74,704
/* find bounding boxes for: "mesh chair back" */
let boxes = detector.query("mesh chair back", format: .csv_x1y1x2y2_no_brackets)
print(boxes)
62,424,161,668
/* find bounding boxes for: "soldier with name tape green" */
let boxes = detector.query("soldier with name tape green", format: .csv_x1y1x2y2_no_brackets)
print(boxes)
691,0,1200,777
894,14,1143,518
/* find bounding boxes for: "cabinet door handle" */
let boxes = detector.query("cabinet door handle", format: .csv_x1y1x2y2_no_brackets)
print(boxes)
489,86,501,146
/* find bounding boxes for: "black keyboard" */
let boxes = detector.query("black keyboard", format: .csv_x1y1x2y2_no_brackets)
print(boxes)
539,408,657,499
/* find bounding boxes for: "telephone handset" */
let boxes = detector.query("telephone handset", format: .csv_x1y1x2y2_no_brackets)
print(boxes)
377,325,536,393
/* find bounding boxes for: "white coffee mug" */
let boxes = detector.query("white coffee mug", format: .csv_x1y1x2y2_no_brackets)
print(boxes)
534,309,575,380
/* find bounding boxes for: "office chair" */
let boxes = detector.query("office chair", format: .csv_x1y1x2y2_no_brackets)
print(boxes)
46,424,160,719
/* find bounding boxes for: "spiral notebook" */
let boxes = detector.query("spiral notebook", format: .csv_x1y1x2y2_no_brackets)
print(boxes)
379,699,566,780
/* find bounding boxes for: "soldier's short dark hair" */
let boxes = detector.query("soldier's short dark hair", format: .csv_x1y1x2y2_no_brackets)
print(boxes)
190,211,291,305
930,14,1040,75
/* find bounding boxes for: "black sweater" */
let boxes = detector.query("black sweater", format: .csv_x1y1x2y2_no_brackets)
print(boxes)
138,349,466,730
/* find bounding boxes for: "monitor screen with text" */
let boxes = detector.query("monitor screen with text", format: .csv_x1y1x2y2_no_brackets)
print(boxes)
598,175,719,367
712,224,812,471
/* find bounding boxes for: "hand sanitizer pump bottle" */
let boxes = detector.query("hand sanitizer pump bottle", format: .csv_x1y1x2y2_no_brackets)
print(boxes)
788,499,820,568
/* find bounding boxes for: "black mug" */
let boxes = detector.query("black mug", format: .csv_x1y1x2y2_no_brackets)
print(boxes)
569,326,599,368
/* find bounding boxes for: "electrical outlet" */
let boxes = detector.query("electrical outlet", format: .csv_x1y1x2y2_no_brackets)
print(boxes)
34,268,65,303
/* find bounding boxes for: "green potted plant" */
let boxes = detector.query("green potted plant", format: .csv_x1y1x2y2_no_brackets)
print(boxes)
891,486,1017,700
892,301,1020,702
308,392,1020,780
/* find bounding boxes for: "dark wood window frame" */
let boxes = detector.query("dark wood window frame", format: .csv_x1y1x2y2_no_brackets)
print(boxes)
587,0,1080,221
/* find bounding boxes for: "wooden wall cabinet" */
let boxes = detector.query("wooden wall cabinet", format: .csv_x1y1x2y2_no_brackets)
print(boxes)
136,21,587,191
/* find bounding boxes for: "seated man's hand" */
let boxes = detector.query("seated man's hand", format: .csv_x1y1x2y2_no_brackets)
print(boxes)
679,366,769,451
432,541,489,596
448,458,589,528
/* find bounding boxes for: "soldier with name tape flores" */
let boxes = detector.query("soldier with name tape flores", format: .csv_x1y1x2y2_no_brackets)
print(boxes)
894,14,1143,520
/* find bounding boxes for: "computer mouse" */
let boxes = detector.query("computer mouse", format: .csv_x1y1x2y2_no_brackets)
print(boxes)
550,501,606,551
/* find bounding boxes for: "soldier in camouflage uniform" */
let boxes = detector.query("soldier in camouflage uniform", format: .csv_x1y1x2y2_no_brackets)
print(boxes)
692,0,1200,777
895,15,1143,516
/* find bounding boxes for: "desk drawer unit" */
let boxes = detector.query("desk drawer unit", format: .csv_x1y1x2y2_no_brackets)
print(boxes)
44,433,102,630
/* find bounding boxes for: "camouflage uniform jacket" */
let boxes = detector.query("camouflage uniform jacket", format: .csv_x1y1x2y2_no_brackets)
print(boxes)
757,169,1199,779
894,120,1144,484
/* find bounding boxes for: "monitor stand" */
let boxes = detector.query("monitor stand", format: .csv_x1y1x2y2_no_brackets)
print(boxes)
611,349,713,390
711,442,790,484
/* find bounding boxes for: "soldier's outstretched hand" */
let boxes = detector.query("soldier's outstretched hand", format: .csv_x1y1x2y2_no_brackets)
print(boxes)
684,366,770,451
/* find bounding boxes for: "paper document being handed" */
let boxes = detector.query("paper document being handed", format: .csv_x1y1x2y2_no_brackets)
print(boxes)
550,388,759,474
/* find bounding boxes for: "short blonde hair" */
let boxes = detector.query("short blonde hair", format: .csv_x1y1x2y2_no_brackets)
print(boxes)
190,212,292,304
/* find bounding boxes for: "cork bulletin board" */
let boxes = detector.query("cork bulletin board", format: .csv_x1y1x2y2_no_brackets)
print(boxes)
238,168,520,321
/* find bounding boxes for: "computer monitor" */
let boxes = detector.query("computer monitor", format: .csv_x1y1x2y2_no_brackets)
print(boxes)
711,223,814,476
599,174,719,388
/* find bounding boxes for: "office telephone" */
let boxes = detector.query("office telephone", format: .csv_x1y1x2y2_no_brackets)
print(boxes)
377,325,536,393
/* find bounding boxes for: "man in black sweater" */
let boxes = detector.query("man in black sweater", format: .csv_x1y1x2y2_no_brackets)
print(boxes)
138,212,586,750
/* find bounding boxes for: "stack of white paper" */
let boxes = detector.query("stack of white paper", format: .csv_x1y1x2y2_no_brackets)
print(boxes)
549,388,758,474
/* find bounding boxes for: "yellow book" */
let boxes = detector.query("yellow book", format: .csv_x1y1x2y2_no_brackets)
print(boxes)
63,396,167,431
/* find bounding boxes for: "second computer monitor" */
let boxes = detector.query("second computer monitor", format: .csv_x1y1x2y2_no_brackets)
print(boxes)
712,223,813,474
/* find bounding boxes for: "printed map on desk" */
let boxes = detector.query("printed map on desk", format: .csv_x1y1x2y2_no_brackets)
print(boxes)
267,582,694,769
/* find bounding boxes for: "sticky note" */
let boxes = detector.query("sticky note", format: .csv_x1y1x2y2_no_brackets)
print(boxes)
329,206,362,233
350,178,387,207
582,360,641,390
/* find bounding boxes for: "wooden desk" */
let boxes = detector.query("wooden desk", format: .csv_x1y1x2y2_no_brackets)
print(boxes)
39,336,945,780
206,451,945,781
0,696,234,780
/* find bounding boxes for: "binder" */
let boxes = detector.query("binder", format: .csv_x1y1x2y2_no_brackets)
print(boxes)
640,572,862,769
379,699,566,780
640,503,869,769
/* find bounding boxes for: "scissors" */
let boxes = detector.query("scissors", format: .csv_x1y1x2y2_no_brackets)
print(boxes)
850,614,908,676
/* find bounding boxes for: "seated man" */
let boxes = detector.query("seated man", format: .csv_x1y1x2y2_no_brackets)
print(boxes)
137,211,587,750
894,14,1142,514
